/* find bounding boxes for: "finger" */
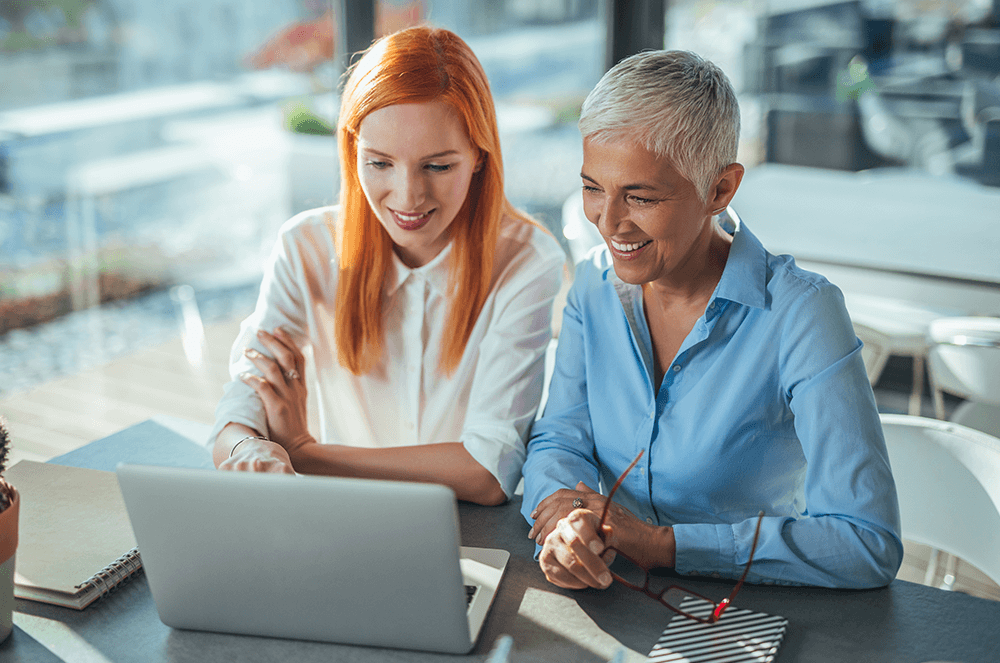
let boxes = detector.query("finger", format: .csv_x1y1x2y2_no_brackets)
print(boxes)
532,487,575,518
557,517,612,588
273,327,305,372
239,371,281,408
538,545,588,590
529,489,575,537
257,329,301,374
533,506,570,545
575,481,599,494
243,348,286,386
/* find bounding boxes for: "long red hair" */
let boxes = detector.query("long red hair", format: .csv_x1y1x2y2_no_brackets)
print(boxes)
335,26,530,376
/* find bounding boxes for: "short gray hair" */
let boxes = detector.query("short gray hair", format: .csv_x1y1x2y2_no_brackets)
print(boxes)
579,50,740,201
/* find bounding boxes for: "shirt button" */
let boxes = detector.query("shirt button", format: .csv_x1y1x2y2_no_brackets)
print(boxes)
405,422,415,431
711,572,721,579
672,364,681,372
645,517,653,524
709,302,715,309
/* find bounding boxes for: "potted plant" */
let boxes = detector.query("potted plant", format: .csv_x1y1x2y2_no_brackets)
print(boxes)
0,415,18,642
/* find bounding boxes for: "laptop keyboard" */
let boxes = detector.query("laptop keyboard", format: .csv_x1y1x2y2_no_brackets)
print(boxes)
465,584,479,609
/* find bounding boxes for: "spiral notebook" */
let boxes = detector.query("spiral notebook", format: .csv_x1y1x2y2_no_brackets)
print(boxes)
647,596,787,662
6,460,142,610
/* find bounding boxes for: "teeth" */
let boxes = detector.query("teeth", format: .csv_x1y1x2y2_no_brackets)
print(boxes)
394,211,429,221
611,239,651,252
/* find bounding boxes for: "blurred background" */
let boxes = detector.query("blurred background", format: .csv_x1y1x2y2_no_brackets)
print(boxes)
2,0,998,395
1,0,999,598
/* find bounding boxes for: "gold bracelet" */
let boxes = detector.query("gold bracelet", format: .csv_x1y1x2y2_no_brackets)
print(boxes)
230,435,270,458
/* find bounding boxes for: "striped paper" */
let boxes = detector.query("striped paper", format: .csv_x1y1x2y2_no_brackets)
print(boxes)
647,596,787,662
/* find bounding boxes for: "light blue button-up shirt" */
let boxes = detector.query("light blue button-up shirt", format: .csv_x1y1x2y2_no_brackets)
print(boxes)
522,223,903,588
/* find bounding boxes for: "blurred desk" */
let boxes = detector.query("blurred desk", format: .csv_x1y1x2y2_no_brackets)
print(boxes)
732,164,1000,285
5,417,1000,662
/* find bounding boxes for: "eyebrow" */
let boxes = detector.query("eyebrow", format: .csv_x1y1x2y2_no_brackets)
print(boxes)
362,148,462,160
580,172,659,191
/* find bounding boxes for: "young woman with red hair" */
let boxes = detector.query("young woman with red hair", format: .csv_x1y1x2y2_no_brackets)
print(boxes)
209,27,564,505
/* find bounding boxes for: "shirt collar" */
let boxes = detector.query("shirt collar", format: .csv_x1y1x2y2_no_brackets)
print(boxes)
710,221,767,311
384,241,454,298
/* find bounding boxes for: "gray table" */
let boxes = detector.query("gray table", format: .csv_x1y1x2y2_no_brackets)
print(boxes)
3,419,999,662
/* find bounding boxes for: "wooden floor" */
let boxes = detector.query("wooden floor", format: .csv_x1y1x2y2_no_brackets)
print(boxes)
1,312,997,602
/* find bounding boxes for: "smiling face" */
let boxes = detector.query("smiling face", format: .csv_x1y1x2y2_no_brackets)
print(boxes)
356,100,481,268
581,135,738,289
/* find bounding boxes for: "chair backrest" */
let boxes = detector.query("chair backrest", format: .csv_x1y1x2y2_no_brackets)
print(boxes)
853,321,891,384
880,414,1000,586
928,316,1000,406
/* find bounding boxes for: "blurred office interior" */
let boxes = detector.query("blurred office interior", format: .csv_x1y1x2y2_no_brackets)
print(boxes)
1,0,999,599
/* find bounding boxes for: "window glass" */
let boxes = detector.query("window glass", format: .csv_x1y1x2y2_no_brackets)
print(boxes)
0,1,326,394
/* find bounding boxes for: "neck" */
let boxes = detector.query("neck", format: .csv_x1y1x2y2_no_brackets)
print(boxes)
643,220,732,308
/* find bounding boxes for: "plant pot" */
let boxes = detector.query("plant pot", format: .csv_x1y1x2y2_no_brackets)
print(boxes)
0,488,20,643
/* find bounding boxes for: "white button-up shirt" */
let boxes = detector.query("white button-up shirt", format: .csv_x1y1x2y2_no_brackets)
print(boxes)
211,207,565,496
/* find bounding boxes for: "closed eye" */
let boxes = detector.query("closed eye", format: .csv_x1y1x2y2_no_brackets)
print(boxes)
628,195,657,205
425,163,453,173
365,159,390,170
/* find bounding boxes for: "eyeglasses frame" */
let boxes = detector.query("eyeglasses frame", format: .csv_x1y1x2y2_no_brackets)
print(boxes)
596,449,765,624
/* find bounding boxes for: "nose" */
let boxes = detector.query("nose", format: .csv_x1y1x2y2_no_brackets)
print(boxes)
396,168,426,210
591,194,627,238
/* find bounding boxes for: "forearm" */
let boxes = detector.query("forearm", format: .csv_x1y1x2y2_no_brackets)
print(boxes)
672,516,902,588
212,422,265,467
289,441,507,506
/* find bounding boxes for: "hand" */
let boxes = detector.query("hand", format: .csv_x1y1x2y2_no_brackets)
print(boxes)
240,328,315,455
538,507,617,590
528,482,632,546
218,437,295,474
533,484,677,590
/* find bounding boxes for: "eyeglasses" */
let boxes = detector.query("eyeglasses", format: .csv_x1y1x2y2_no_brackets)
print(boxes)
597,450,764,624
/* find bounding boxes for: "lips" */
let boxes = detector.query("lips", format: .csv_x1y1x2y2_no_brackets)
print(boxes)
390,209,433,231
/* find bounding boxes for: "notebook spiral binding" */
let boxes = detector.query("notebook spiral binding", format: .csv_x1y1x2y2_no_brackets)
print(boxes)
75,547,143,601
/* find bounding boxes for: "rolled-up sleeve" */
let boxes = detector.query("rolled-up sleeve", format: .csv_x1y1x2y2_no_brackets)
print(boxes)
207,214,312,448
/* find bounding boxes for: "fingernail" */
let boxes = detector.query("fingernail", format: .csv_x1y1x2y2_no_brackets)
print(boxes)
590,540,602,554
527,528,534,539
244,348,260,358
530,510,538,519
600,573,612,586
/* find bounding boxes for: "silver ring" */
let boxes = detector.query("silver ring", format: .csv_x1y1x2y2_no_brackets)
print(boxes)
284,369,300,381
572,498,584,509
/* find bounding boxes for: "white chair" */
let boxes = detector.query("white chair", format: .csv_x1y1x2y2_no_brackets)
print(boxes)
928,316,1000,439
880,414,1000,589
853,321,891,384
843,294,965,416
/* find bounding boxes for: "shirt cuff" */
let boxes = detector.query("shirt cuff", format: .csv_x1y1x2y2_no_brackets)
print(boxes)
462,426,526,499
672,522,740,579
207,380,269,450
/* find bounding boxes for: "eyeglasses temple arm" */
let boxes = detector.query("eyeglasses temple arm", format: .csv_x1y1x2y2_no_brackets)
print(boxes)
598,449,645,531
715,511,765,621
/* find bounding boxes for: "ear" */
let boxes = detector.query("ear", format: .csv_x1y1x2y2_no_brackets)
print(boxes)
473,153,485,173
707,163,745,215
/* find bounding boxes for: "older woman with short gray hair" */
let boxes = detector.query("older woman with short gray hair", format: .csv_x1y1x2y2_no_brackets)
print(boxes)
522,50,902,591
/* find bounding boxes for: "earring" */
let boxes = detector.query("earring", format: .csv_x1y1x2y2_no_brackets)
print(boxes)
711,207,726,215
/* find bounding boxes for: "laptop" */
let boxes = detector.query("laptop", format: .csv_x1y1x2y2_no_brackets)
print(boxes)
115,464,509,654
